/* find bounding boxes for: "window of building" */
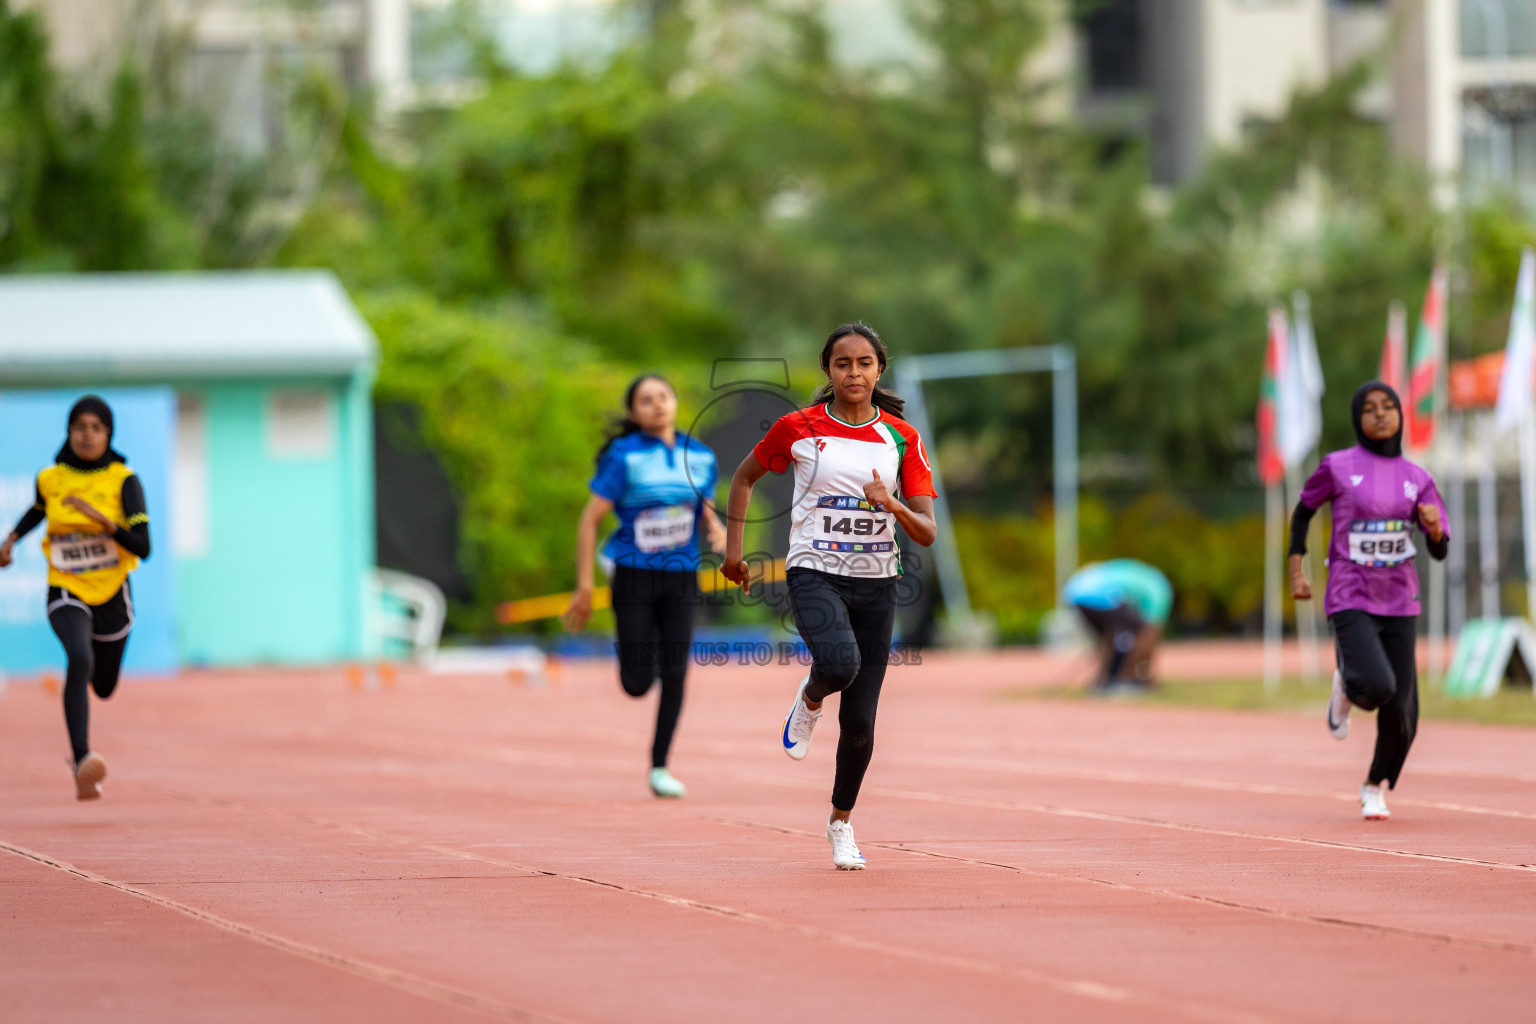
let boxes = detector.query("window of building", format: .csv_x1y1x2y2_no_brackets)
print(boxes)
1462,89,1536,208
266,390,335,460
1461,0,1536,59
1080,0,1143,92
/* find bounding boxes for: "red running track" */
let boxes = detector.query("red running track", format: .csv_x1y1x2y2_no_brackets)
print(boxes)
2,652,1534,1023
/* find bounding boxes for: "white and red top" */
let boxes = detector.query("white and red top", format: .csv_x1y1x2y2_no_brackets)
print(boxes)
753,403,936,578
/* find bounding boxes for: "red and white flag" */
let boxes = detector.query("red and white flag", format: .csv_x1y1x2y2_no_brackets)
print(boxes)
1257,307,1287,487
1407,265,1447,451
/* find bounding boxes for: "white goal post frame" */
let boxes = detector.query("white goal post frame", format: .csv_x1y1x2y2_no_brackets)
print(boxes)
894,345,1079,628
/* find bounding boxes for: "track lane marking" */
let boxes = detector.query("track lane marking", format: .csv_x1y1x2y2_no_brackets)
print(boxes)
123,786,1273,1024
865,784,1536,873
0,838,568,1024
886,752,1536,822
704,815,1536,957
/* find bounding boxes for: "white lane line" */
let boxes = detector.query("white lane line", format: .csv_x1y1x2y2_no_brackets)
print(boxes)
869,785,1536,873
152,727,1536,876
908,730,1536,787
890,753,1536,822
144,788,1274,1024
707,815,1536,956
0,838,568,1024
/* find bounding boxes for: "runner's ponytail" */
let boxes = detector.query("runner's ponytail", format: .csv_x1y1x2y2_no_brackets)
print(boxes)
812,323,906,419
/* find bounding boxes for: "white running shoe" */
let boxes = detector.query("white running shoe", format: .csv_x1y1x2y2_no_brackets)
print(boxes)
74,752,106,801
781,675,821,761
1327,670,1351,740
648,767,686,799
1360,782,1390,820
825,819,866,870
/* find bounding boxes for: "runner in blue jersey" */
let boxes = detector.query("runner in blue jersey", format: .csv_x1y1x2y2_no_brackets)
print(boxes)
564,375,724,798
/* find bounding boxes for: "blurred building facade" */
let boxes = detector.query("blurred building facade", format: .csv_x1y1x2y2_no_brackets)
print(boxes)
1077,0,1536,202
17,0,1536,198
0,271,379,669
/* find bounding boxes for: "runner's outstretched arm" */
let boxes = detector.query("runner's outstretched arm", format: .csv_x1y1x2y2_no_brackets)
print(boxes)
562,494,614,632
722,454,767,590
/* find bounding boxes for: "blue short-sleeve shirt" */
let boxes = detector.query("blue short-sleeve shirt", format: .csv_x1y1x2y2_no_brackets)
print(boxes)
590,432,718,572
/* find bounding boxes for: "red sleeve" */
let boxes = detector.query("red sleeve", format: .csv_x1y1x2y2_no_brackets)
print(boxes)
899,427,936,498
752,414,802,475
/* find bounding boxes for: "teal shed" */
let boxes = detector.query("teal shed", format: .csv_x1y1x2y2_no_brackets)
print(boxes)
0,271,378,667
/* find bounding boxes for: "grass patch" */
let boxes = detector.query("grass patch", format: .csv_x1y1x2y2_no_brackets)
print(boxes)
1003,676,1536,728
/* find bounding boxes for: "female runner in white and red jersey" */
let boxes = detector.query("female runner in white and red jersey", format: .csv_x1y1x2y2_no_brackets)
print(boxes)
722,323,937,869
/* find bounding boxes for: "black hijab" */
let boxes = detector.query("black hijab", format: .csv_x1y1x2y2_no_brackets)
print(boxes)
55,395,127,470
1351,380,1403,458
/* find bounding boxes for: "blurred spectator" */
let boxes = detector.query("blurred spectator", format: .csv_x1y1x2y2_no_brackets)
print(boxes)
1062,559,1172,693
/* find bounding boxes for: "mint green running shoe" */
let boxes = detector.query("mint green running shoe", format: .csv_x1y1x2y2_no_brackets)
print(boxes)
649,767,686,798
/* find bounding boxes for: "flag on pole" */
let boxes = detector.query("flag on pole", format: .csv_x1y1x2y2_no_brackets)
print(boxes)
1495,248,1536,433
1407,264,1448,451
1258,306,1287,486
1379,302,1408,394
1380,301,1410,442
1278,291,1324,468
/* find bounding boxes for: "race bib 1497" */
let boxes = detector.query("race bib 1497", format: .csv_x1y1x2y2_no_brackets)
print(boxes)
812,495,895,554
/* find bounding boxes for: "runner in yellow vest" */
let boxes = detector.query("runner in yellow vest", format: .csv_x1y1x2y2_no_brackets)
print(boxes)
0,396,152,800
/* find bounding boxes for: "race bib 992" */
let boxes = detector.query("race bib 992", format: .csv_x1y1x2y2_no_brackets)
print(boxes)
1347,520,1415,567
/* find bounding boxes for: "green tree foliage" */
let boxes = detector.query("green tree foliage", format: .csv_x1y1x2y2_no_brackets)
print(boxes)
364,291,634,629
7,0,1536,633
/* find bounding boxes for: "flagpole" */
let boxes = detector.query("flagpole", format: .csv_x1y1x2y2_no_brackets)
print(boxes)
1479,412,1501,619
1285,464,1319,684
1521,414,1536,622
1448,411,1468,637
1264,481,1283,694
1425,264,1449,686
1494,248,1536,622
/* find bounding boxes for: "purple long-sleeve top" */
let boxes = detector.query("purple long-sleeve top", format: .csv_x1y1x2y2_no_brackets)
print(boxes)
1297,446,1450,618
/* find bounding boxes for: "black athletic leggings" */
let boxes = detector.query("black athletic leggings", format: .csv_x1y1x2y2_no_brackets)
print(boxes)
1331,609,1418,788
788,568,898,813
47,588,131,765
611,566,698,769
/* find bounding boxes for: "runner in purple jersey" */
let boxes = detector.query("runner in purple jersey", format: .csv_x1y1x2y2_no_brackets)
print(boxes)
1289,381,1449,821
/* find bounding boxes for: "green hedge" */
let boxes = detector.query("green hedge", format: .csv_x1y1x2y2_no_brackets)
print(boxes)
363,290,633,631
955,492,1269,642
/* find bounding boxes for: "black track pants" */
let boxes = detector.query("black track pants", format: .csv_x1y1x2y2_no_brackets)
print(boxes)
47,586,132,765
1331,609,1419,788
788,568,897,812
611,566,697,769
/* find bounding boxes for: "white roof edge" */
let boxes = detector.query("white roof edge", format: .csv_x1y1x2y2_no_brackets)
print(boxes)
0,270,378,381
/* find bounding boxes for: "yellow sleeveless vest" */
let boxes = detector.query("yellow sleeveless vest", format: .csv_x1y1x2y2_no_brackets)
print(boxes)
37,463,143,605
